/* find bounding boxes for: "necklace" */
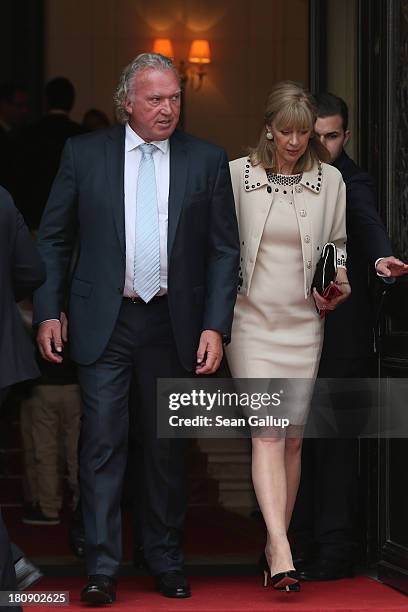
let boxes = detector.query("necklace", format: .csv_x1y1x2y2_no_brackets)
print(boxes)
266,171,302,186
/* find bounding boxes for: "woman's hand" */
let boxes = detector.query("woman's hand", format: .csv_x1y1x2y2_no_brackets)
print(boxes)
313,268,351,315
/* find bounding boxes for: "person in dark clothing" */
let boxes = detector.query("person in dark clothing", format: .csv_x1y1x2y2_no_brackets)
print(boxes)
33,53,239,604
13,77,82,523
0,84,29,195
82,108,111,132
18,77,82,229
291,93,408,581
0,186,45,609
20,338,81,526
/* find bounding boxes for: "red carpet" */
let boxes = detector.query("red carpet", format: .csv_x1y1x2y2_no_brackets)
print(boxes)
4,507,264,559
28,576,408,611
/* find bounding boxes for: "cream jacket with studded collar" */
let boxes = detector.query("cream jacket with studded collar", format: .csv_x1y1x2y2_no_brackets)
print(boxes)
229,156,347,299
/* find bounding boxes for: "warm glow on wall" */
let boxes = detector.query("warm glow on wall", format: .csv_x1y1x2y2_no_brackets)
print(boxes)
152,38,174,60
188,39,211,64
151,38,211,91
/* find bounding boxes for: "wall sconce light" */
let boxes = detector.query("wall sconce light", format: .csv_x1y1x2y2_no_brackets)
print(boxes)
152,38,211,91
152,38,174,60
187,39,211,90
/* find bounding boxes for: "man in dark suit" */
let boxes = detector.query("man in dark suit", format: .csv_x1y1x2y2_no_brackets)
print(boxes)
18,77,83,230
292,93,408,580
0,186,45,609
0,84,29,195
34,53,239,604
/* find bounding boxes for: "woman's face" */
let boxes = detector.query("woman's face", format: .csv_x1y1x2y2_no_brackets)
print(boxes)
269,122,312,172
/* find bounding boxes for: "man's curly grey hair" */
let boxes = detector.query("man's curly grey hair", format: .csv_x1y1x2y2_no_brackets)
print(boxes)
114,53,180,124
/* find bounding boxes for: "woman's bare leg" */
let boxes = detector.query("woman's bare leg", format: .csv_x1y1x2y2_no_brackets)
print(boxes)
252,435,295,576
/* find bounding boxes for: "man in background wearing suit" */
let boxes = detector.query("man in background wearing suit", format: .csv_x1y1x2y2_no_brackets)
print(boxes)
18,77,83,230
292,93,408,581
34,53,239,604
0,186,45,609
0,84,29,196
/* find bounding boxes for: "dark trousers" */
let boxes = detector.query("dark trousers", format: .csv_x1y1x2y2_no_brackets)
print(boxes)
0,511,19,603
0,389,21,611
291,356,373,562
77,297,187,577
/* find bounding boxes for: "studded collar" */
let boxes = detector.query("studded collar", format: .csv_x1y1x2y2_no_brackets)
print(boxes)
299,161,323,193
243,159,323,193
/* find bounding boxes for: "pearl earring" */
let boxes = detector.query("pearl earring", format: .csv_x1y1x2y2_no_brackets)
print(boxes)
266,131,273,141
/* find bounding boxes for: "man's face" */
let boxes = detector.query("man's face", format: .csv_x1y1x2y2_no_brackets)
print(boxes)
314,114,350,163
125,68,181,142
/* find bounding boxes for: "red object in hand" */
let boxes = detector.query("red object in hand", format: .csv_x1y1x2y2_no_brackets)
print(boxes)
322,283,342,300
319,283,342,318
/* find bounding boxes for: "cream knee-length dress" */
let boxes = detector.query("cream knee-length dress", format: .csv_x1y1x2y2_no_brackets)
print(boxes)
226,174,324,424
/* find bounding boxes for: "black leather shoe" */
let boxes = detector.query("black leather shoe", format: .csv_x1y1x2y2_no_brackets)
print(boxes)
298,558,353,581
14,556,43,590
292,547,315,571
270,570,300,592
155,571,191,598
80,575,117,604
291,541,318,570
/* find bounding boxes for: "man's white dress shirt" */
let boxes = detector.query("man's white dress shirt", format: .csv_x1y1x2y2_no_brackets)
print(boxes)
123,123,169,297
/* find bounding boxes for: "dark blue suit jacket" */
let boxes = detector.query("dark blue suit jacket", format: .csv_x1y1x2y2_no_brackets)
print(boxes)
33,125,239,370
0,187,45,389
320,151,392,365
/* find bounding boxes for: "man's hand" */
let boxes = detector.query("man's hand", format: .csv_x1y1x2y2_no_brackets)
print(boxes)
36,312,68,363
376,256,408,278
195,330,223,375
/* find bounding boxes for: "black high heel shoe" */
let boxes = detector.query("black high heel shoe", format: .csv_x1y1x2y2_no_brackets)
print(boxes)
259,552,269,588
259,552,300,592
270,570,300,592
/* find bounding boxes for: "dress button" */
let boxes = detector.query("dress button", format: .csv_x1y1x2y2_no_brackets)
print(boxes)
267,186,272,193
295,185,303,193
306,260,311,269
300,209,307,217
304,235,311,243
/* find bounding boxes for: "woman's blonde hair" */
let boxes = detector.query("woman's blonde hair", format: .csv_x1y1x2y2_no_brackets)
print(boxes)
249,81,329,171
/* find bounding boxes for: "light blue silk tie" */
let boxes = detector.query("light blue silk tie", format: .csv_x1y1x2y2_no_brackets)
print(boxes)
133,143,160,302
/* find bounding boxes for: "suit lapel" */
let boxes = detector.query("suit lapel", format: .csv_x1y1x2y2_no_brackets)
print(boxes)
168,131,189,257
105,125,126,256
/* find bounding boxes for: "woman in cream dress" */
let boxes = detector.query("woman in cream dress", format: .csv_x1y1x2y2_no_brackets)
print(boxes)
226,82,350,592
